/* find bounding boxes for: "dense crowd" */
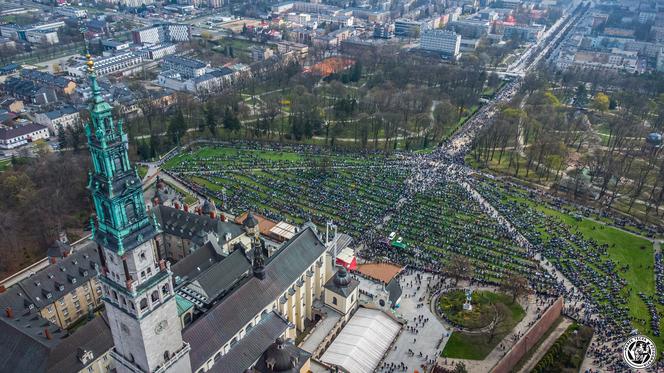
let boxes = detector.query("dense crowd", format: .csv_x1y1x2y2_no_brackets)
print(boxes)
656,252,664,305
475,178,664,371
161,81,664,370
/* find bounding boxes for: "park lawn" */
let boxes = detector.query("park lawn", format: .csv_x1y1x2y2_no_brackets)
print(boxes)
498,191,663,350
0,159,10,172
442,292,525,360
137,165,148,179
531,204,663,349
164,146,307,169
442,333,495,360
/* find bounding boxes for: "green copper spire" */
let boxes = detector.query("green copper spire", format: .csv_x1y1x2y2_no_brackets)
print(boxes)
85,54,157,256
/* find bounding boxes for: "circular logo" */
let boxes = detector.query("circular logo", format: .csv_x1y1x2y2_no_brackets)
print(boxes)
623,335,656,369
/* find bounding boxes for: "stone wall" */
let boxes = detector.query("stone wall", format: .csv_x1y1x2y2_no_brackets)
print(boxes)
491,297,564,373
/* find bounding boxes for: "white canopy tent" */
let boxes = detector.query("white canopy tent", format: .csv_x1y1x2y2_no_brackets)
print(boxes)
320,308,401,373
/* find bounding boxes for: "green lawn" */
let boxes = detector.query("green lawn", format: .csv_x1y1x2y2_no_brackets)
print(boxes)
163,146,308,169
0,159,10,172
137,165,148,179
442,291,525,360
508,196,663,351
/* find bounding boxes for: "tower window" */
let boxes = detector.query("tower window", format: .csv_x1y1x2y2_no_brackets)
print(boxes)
113,156,123,173
151,290,160,303
332,297,338,305
102,204,112,225
125,202,136,222
139,298,148,310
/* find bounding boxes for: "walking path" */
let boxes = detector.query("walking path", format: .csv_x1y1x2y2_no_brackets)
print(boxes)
377,272,448,372
517,317,573,373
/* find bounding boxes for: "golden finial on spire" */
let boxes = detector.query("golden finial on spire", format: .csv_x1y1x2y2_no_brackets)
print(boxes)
86,54,94,74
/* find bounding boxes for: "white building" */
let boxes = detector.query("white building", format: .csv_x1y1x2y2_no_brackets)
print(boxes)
118,0,155,7
25,29,59,45
132,24,191,45
558,48,639,73
420,29,461,57
56,6,87,18
162,55,208,79
164,24,191,42
67,52,143,77
0,123,49,149
132,26,162,45
137,43,178,60
35,106,81,135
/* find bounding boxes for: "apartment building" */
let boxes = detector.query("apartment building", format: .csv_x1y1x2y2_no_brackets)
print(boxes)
420,29,461,57
0,244,102,329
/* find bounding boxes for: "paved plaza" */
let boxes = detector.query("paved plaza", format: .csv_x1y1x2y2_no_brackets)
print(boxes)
377,271,449,373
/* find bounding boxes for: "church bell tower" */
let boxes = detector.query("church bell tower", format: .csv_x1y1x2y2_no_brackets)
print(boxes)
84,53,191,373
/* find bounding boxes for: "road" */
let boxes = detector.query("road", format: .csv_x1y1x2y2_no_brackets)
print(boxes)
360,4,598,370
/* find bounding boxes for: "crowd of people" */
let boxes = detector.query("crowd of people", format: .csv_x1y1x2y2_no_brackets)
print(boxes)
361,181,560,296
158,73,664,371
475,177,663,371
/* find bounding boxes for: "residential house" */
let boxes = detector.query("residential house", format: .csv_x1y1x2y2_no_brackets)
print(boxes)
35,106,81,135
0,122,50,149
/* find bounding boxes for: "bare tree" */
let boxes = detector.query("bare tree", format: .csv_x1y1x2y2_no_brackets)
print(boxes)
443,254,473,286
500,273,530,304
487,303,510,342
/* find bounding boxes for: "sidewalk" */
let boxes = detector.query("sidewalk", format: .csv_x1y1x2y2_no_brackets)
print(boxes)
518,317,573,373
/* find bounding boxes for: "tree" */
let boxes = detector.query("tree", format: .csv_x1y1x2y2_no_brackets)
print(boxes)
433,100,458,142
453,362,468,373
500,273,529,304
574,84,588,107
149,132,161,158
223,107,241,133
137,140,151,160
443,254,473,286
68,122,85,152
350,60,362,82
57,125,68,150
205,106,217,135
592,92,610,112
487,303,510,342
167,110,187,145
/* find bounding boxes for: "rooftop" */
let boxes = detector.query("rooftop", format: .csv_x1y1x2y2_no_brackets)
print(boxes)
355,262,403,284
320,307,401,373
0,123,47,141
182,227,326,369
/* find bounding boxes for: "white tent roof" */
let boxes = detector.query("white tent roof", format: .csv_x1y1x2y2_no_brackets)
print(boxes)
270,221,297,240
336,247,355,263
320,308,401,373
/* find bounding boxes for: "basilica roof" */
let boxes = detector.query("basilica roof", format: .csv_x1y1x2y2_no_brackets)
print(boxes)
182,227,325,370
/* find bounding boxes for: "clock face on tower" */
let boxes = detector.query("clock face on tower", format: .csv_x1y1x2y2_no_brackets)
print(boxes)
155,319,168,335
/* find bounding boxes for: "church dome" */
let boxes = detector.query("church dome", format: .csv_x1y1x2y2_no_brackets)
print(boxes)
263,338,296,372
333,266,351,287
243,212,259,229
